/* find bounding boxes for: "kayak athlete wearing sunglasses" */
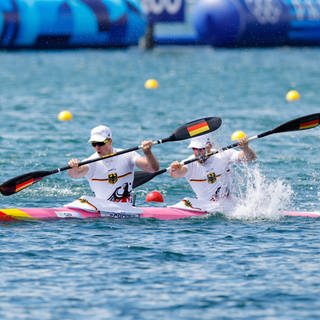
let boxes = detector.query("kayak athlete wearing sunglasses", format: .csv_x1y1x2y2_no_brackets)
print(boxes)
68,125,159,203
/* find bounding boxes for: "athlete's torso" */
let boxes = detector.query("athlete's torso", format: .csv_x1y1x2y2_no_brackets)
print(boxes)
185,149,240,201
85,148,139,202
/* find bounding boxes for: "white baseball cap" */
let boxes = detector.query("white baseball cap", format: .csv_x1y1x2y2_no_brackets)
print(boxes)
88,125,112,142
188,136,212,149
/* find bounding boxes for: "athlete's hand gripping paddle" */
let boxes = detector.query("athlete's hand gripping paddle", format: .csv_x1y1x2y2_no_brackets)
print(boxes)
0,117,222,196
133,113,320,188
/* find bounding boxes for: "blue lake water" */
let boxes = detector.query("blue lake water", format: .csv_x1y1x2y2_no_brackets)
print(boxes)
0,47,319,319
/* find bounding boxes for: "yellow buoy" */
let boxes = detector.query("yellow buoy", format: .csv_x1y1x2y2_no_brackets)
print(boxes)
231,130,247,141
57,110,73,121
144,79,159,89
286,90,300,102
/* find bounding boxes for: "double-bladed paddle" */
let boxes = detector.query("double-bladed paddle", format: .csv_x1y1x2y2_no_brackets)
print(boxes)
133,113,320,188
0,117,222,196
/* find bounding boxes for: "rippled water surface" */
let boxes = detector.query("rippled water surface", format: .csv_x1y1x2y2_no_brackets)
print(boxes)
0,47,319,319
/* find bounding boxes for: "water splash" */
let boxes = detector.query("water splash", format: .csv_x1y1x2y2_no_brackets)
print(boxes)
228,166,293,221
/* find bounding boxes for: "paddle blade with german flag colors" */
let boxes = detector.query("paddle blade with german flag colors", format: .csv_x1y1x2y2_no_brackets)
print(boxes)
162,117,222,143
258,113,320,138
0,170,54,196
299,114,320,130
0,117,221,196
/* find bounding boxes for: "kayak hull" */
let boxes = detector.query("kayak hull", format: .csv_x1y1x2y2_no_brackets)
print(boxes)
0,206,209,221
0,207,320,222
281,210,320,218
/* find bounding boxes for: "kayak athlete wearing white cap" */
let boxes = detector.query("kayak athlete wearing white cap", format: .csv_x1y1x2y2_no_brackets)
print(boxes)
68,125,159,203
169,134,256,211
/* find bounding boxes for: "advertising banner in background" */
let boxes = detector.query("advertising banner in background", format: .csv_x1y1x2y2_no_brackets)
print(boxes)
142,0,185,23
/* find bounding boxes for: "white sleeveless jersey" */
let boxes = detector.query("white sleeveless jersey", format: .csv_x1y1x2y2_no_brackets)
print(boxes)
84,148,140,202
185,149,240,201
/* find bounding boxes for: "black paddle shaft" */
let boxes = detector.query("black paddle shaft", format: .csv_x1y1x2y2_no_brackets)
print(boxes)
0,116,222,196
132,113,320,189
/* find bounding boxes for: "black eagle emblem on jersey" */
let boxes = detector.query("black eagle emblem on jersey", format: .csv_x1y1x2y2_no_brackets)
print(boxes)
207,172,216,184
108,173,118,184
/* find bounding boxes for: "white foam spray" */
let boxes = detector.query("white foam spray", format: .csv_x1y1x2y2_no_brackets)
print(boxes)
227,166,294,221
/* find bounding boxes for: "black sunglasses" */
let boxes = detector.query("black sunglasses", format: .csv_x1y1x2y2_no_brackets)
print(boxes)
192,147,206,151
91,139,110,147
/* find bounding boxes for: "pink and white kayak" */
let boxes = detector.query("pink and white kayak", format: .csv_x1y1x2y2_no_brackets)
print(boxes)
0,206,209,222
0,206,319,222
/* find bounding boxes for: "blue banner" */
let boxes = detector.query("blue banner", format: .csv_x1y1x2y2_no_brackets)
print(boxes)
192,0,320,47
0,0,146,48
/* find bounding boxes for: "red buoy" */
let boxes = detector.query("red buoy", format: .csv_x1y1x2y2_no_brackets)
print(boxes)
145,190,164,203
